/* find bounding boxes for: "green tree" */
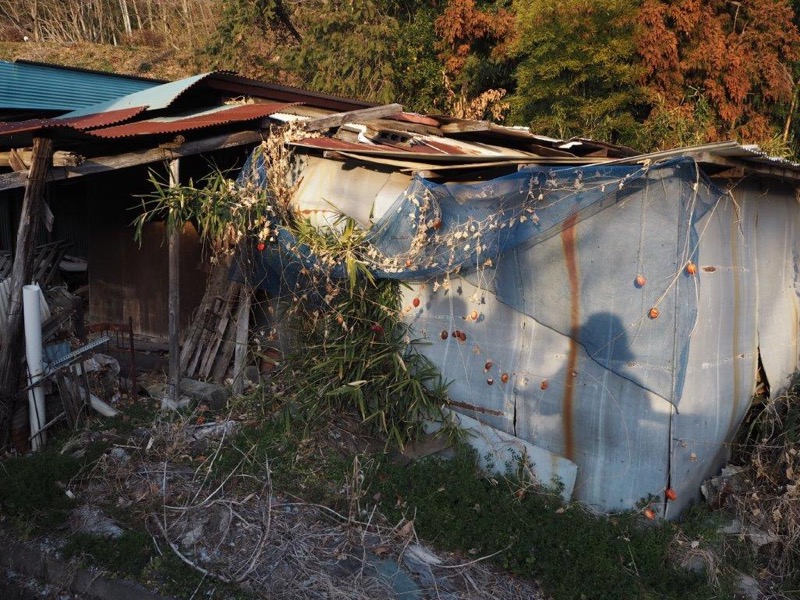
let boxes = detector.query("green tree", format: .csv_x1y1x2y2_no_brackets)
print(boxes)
510,0,646,146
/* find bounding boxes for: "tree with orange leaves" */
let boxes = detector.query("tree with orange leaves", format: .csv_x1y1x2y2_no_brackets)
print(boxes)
435,0,517,119
635,0,800,149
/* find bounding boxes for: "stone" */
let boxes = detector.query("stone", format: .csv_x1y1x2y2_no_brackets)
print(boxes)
179,378,231,411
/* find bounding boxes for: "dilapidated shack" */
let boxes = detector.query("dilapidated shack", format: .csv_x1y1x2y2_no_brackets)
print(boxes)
2,61,799,519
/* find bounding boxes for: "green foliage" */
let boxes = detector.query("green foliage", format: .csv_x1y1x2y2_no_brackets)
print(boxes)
133,166,275,254
390,5,448,113
204,0,298,78
510,0,647,146
63,531,153,577
284,0,401,104
278,219,454,447
371,444,720,600
0,451,82,530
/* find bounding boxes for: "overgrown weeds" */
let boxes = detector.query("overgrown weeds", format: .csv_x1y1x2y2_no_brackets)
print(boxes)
370,444,725,600
729,377,800,592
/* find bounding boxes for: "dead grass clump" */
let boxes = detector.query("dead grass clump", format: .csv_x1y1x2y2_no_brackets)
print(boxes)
732,379,800,581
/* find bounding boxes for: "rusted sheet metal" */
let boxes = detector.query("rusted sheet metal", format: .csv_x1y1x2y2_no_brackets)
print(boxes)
205,72,376,113
293,136,539,163
86,103,293,139
0,107,147,139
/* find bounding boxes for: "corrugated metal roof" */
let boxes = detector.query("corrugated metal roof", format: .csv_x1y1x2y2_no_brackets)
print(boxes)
86,102,293,138
63,72,216,118
291,134,540,163
0,60,158,112
0,107,147,137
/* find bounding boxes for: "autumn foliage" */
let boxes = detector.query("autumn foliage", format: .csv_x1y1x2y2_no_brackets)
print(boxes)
3,0,800,152
636,0,800,146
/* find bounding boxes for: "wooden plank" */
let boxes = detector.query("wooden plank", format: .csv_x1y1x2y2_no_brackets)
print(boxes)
198,281,240,380
0,150,84,170
179,259,231,375
209,284,246,383
0,137,53,439
0,130,268,193
231,288,251,394
302,104,403,133
167,159,180,406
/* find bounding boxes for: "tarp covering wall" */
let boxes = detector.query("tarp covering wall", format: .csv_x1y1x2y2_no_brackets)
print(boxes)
243,152,800,514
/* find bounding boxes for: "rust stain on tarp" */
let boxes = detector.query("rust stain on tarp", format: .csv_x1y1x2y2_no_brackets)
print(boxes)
561,213,580,461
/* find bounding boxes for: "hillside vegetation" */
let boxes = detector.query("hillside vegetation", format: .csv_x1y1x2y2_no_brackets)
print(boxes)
1,0,800,155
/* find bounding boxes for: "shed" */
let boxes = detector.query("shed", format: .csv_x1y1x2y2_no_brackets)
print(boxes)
244,132,800,518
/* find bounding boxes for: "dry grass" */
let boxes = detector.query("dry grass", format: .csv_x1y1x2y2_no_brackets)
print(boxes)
731,384,800,583
65,407,543,600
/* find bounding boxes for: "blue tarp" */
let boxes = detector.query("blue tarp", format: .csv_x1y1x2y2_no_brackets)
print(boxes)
240,154,723,407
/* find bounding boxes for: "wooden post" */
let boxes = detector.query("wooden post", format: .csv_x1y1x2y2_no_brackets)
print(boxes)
166,158,181,409
0,137,53,443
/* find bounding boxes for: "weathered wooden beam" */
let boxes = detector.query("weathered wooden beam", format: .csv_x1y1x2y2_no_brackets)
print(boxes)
166,159,180,409
0,137,54,444
0,149,84,171
0,130,269,193
301,103,404,133
232,287,251,395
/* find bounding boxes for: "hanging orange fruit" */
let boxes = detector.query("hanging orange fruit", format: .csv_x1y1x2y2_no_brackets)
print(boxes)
470,310,479,321
459,331,467,341
665,488,677,501
540,379,549,390
405,259,413,268
500,373,509,384
440,330,448,340
643,508,656,520
257,242,266,252
412,297,421,308
484,361,493,372
635,274,646,288
432,218,442,230
685,262,697,275
649,307,660,319
336,315,344,325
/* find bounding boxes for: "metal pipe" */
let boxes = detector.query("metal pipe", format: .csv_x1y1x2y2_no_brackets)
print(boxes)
23,284,46,450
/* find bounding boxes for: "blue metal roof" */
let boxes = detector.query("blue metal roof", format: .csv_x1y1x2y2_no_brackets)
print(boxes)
63,72,213,118
0,60,160,113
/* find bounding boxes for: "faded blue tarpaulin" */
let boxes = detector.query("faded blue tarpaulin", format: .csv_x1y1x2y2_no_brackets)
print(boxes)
240,154,724,406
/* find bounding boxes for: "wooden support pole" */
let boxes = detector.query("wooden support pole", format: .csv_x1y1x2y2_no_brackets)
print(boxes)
166,159,181,409
0,137,53,443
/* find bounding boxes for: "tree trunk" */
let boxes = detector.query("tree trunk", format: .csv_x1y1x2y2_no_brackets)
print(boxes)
0,137,53,445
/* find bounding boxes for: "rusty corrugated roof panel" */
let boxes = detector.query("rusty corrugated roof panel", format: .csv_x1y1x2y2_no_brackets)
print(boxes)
0,107,147,139
203,73,375,113
86,103,293,138
292,135,540,163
